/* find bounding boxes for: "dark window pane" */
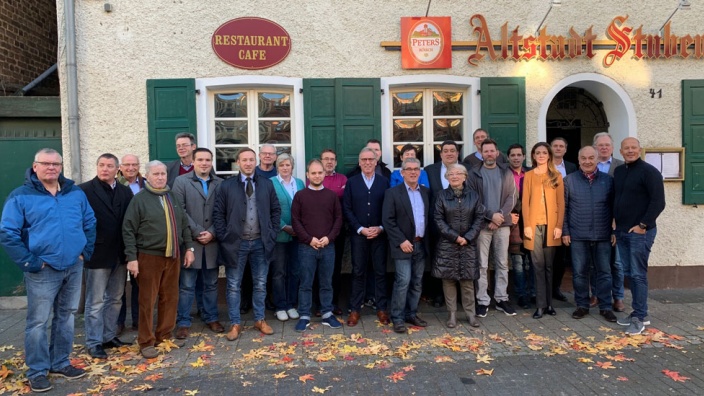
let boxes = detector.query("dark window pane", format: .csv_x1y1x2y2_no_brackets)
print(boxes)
392,92,423,116
258,93,291,118
215,121,248,145
215,93,247,117
393,119,423,142
433,91,463,116
392,144,424,168
259,121,291,144
215,147,241,173
433,143,463,164
433,119,463,141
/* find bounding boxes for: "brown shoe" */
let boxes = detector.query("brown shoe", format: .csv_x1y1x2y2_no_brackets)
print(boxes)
613,299,625,312
346,311,360,327
254,320,274,335
175,327,189,339
226,324,242,341
377,310,391,325
589,296,598,308
207,321,225,333
141,346,159,359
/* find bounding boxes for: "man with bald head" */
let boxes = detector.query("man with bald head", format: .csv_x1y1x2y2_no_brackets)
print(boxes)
562,146,616,323
613,138,665,336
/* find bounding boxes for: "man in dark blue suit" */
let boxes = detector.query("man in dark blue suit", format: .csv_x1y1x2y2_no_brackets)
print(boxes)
343,148,390,327
382,158,430,333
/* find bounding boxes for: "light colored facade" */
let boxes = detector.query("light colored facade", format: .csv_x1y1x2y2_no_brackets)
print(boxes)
56,0,704,283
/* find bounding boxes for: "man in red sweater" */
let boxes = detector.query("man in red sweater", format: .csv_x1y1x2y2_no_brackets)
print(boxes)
291,159,343,332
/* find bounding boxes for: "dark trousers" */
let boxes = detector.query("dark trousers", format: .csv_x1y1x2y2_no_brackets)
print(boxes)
530,225,555,309
552,244,571,293
348,234,388,312
118,275,139,327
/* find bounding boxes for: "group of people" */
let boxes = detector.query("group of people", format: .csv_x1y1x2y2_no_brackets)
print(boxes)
0,129,665,392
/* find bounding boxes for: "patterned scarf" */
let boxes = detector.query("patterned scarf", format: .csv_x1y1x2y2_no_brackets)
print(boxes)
145,183,180,258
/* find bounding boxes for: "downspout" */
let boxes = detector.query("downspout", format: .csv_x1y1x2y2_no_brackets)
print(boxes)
64,0,81,181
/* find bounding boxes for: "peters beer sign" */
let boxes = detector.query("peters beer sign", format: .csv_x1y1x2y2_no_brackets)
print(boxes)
401,17,452,69
389,15,703,68
212,17,291,70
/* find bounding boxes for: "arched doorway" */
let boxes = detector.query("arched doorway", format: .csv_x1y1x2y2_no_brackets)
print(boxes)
538,73,637,163
546,87,608,164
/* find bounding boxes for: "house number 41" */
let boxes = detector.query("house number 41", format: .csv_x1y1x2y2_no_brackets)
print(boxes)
650,88,662,99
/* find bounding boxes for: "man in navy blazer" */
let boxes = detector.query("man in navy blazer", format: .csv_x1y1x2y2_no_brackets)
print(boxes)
382,158,430,333
213,148,281,341
343,148,390,327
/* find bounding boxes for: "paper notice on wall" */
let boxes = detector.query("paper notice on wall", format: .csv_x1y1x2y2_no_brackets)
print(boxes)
644,152,680,179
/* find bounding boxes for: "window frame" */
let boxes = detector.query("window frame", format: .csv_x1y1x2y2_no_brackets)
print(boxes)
380,75,480,169
195,76,305,178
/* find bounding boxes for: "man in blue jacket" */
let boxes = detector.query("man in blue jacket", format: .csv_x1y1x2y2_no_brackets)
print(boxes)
562,146,617,323
0,148,96,392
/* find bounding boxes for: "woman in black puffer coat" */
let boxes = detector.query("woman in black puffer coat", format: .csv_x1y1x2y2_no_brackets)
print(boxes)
432,163,486,329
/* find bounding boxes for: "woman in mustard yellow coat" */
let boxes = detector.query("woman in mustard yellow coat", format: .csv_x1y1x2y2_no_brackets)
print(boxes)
522,142,564,319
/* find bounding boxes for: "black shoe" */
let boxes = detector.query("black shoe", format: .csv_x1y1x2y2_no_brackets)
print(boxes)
572,307,589,319
393,322,407,334
49,365,86,380
432,295,444,308
88,345,108,359
103,337,132,349
533,308,544,319
552,290,568,302
29,375,52,392
599,310,618,323
545,306,557,316
517,296,530,309
405,315,428,327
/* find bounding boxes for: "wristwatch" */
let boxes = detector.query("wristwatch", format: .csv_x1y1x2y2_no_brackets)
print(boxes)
187,247,195,252
638,223,647,230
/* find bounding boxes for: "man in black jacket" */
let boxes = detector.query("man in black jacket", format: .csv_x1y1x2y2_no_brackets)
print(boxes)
382,158,430,333
613,138,665,336
346,139,392,180
562,146,617,323
213,148,281,341
80,153,134,359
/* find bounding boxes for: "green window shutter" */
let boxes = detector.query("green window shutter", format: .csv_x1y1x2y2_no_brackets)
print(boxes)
303,78,381,174
682,80,704,204
480,77,526,153
146,78,197,162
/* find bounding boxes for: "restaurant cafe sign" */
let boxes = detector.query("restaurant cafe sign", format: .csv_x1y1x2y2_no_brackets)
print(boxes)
398,14,704,69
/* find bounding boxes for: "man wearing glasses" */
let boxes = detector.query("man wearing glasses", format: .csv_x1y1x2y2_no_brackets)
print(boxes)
167,132,197,188
0,148,96,392
255,144,278,179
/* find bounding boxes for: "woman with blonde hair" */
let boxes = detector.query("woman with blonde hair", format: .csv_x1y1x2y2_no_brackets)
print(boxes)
522,142,565,319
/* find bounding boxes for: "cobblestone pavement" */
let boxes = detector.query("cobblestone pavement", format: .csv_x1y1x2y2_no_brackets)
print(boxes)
1,289,703,395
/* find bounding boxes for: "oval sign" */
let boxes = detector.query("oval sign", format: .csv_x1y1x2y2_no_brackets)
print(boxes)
212,17,291,70
408,19,444,64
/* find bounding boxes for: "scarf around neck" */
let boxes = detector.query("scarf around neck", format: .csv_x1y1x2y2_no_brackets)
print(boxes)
145,183,179,258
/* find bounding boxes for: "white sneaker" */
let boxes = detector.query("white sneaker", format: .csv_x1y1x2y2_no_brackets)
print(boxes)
286,308,300,320
275,310,289,322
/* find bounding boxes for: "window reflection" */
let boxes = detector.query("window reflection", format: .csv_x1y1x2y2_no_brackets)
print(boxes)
433,119,463,141
215,93,247,117
215,121,248,144
259,121,291,144
392,92,423,116
433,91,463,116
258,93,290,118
393,119,423,142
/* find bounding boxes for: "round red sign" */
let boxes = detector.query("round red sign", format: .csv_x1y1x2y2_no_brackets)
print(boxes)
212,17,292,70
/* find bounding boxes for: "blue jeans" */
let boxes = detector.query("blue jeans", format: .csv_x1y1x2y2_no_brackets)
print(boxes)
225,239,269,324
272,241,300,311
177,266,219,327
298,244,335,320
349,234,388,312
616,228,656,321
24,259,83,379
84,264,127,348
390,241,425,324
571,241,612,310
590,245,625,301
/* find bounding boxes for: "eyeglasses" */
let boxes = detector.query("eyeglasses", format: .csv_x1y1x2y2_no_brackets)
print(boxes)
403,167,421,172
260,152,276,156
447,172,465,177
359,158,376,162
35,162,62,168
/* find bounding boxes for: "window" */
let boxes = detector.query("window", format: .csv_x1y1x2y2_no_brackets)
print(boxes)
212,89,292,176
390,89,465,168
